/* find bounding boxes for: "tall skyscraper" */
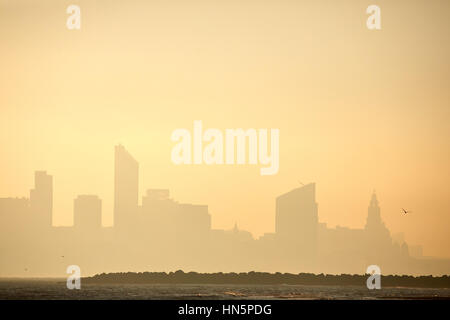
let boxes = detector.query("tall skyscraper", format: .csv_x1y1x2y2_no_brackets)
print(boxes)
275,183,318,240
74,195,102,230
275,183,318,267
30,171,53,228
114,145,139,230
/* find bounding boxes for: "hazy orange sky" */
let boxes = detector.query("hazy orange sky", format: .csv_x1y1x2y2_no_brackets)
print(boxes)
1,0,449,258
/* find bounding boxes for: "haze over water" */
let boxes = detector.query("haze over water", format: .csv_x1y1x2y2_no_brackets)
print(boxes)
1,0,449,291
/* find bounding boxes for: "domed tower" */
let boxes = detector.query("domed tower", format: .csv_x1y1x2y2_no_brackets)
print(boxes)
364,191,392,249
365,192,383,230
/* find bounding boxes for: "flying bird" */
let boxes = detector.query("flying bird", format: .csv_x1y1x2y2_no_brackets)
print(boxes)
402,208,411,215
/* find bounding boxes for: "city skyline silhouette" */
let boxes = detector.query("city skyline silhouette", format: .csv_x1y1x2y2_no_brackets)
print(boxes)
1,145,449,277
1,1,450,262
1,1,449,284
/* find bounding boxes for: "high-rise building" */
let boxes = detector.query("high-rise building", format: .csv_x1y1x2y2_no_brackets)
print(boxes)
74,195,102,230
30,171,53,228
275,183,318,266
114,145,139,230
276,183,318,240
177,203,211,235
141,189,211,237
0,197,30,236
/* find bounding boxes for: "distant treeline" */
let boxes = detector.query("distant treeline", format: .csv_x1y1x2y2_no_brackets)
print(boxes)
83,271,450,288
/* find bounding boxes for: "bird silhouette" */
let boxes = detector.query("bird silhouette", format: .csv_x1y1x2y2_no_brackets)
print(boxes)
402,208,411,214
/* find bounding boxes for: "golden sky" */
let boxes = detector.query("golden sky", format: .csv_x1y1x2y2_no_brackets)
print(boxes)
1,0,449,258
